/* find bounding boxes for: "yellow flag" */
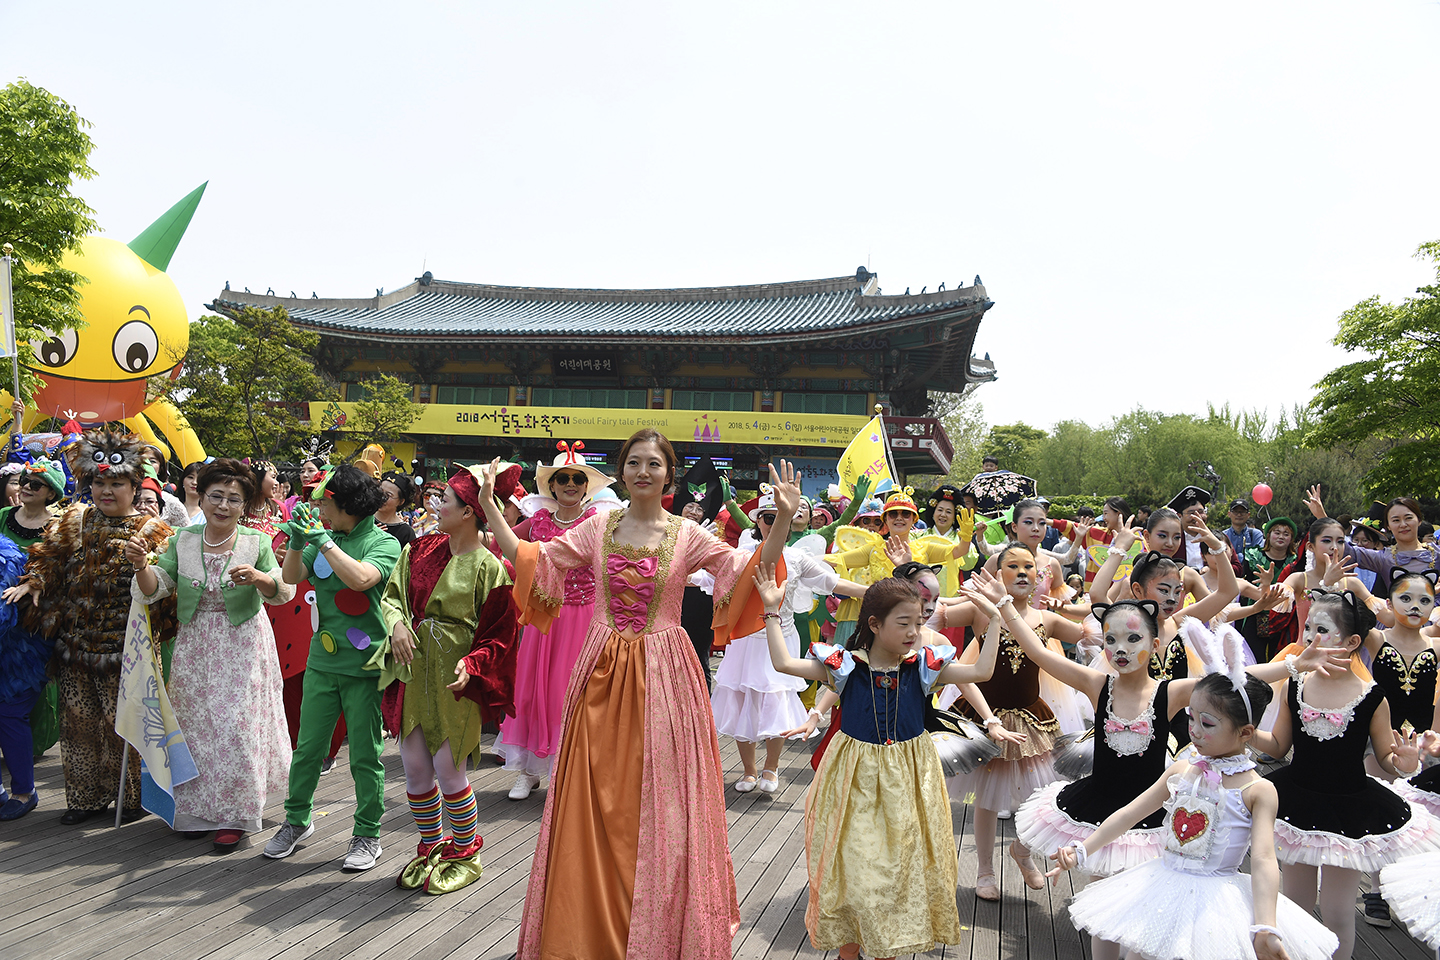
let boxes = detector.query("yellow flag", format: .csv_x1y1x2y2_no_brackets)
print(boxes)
836,415,894,497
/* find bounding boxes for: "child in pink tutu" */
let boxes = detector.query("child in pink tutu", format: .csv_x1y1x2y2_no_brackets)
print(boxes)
1252,589,1440,960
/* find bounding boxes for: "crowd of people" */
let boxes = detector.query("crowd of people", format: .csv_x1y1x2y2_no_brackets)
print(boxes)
0,425,1438,960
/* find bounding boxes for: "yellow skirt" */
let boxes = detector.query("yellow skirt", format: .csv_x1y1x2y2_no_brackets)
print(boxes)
805,731,961,955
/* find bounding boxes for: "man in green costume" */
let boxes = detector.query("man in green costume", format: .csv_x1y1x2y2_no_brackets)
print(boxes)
263,465,401,870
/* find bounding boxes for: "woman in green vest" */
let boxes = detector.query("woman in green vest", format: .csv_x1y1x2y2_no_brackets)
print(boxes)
129,458,295,852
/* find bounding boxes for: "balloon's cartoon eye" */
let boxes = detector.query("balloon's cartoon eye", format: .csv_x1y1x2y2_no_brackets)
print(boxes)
113,319,158,374
37,328,78,367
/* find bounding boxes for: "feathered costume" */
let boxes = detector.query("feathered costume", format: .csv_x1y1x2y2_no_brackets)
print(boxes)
21,430,175,813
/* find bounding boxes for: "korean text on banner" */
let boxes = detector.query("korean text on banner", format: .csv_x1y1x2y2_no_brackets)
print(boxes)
115,599,198,825
836,416,894,498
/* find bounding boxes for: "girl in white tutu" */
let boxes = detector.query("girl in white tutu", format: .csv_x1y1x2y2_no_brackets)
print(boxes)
1047,671,1339,960
711,488,866,794
1251,590,1439,960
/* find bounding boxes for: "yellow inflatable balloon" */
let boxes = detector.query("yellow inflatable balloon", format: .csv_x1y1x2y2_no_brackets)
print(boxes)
13,184,208,466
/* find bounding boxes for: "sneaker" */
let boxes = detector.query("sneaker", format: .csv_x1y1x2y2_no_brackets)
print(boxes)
343,836,382,871
263,821,315,859
320,756,336,776
996,809,1013,820
1362,891,1392,928
508,773,541,801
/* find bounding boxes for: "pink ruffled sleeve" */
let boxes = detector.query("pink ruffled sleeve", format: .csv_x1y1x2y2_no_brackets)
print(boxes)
512,514,601,633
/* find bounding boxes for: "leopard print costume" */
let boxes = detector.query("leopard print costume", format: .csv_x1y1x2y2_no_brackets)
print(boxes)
23,504,175,811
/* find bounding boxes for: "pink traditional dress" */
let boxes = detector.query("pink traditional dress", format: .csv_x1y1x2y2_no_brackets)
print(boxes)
496,505,598,777
514,510,778,960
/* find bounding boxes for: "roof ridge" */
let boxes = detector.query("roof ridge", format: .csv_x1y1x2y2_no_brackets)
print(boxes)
418,274,860,303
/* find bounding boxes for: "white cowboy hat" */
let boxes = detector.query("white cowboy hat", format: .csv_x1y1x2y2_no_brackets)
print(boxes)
533,440,615,499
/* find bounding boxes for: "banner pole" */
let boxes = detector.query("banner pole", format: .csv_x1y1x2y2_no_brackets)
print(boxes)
874,403,900,491
115,744,128,828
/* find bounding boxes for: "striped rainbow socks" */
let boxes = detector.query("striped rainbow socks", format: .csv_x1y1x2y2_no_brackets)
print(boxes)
407,785,444,845
443,785,479,848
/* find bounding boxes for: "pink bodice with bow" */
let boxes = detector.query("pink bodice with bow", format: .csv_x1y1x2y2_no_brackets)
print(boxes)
527,507,598,605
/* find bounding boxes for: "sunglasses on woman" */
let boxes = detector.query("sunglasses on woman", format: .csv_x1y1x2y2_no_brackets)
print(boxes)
20,479,49,491
758,513,777,525
552,471,587,486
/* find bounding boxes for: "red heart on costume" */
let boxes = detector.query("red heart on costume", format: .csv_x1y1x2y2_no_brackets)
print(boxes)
1171,807,1209,845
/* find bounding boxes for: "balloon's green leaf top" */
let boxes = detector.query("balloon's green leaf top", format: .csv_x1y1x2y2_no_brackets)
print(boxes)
127,182,207,271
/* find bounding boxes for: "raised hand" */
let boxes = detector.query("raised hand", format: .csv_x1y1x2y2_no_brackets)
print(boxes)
851,472,874,503
753,561,785,611
768,460,801,520
967,566,1008,605
1304,484,1326,519
479,457,500,505
1293,638,1355,678
1321,554,1356,586
1392,728,1423,775
885,534,911,568
958,582,1000,620
1112,515,1142,552
957,507,976,545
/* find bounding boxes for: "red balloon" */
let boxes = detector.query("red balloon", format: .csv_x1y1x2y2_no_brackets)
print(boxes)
1252,483,1273,506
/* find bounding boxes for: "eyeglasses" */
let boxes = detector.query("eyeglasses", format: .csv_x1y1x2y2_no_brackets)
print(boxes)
137,496,159,507
758,514,777,525
551,471,587,487
205,493,245,508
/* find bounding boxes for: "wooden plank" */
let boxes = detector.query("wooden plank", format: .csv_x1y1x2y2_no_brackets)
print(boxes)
6,732,1438,960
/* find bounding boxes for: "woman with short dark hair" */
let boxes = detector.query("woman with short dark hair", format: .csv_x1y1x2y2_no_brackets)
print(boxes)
129,457,295,851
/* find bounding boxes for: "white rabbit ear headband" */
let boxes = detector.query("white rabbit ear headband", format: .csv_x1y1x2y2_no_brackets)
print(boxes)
1182,618,1252,721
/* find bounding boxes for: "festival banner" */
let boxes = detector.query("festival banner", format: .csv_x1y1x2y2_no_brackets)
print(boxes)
309,401,869,448
835,415,895,498
115,600,198,826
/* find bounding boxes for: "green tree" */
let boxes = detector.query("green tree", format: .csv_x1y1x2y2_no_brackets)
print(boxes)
171,306,336,458
1034,420,1098,496
1307,240,1440,498
982,422,1046,478
0,80,97,397
344,372,422,455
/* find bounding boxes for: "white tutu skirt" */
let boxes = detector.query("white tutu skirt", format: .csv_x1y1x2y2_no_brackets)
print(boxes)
1392,776,1440,819
1068,858,1339,960
711,630,808,743
1015,781,1163,878
1381,850,1440,949
948,753,1057,811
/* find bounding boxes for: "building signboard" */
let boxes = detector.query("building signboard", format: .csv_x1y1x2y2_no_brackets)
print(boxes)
311,402,869,447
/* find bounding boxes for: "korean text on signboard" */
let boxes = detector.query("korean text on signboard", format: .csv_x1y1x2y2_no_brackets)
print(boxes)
553,351,620,381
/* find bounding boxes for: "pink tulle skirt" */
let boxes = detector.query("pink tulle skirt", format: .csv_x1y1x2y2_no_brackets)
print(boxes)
1015,780,1163,877
948,752,1057,812
1393,776,1440,819
497,600,594,778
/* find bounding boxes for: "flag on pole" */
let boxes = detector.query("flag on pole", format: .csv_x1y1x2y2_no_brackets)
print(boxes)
0,252,14,359
836,415,895,498
114,599,198,826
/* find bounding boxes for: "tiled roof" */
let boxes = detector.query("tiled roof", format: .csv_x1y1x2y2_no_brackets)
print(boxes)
209,271,991,343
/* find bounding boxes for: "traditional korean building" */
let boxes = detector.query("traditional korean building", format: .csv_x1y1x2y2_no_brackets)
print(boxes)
209,267,996,492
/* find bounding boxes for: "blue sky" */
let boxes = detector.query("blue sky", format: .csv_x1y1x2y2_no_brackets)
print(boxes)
4,1,1437,430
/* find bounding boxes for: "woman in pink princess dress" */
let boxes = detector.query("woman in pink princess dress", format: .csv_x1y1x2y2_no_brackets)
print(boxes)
478,431,800,960
496,441,616,801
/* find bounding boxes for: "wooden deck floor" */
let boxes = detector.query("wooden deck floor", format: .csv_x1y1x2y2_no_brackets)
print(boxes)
2,723,1433,960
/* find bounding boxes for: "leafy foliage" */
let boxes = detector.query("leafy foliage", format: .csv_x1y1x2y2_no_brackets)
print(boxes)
1307,240,1440,498
0,80,96,397
344,372,422,454
170,306,336,459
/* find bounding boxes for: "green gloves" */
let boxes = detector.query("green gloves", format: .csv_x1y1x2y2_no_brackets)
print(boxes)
287,502,331,550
